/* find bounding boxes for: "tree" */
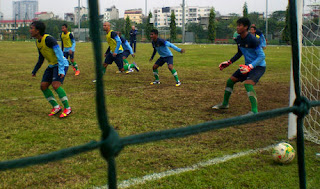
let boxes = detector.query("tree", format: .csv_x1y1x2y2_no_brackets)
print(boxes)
243,2,248,17
145,12,153,40
282,5,290,44
125,16,131,39
109,19,126,34
169,10,177,42
208,7,216,43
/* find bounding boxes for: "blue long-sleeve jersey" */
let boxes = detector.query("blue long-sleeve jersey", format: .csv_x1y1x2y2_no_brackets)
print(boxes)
230,33,266,68
151,38,181,59
119,36,134,55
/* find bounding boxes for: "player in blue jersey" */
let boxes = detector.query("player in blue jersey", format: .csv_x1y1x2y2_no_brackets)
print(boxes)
149,29,185,87
30,21,71,118
61,24,80,75
117,31,139,74
212,17,266,114
250,25,267,50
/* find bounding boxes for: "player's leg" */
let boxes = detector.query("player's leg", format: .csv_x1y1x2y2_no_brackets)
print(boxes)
150,58,164,85
52,66,71,118
70,52,80,75
41,67,61,116
167,57,180,86
244,66,266,114
122,51,138,72
133,40,136,53
115,53,125,73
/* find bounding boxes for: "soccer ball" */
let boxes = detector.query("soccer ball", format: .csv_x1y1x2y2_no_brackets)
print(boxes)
272,142,295,164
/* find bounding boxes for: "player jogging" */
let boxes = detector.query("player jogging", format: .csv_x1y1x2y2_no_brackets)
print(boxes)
117,31,139,74
149,29,185,87
30,21,72,118
61,24,80,75
212,17,266,114
250,25,267,50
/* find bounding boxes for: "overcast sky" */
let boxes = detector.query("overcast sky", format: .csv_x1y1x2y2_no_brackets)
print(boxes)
1,0,290,20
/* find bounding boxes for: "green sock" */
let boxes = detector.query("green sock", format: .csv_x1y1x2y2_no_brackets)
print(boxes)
153,69,159,81
55,87,70,108
42,89,59,107
123,59,129,64
102,67,106,74
222,78,235,106
244,84,258,113
72,62,79,71
171,69,179,82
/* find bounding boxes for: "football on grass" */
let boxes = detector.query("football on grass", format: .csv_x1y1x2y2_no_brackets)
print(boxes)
272,142,295,164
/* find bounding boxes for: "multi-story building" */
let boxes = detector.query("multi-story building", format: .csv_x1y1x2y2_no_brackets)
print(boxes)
153,6,212,27
103,5,119,22
13,0,38,20
74,6,88,25
0,12,3,21
0,19,33,33
64,13,74,23
124,8,143,24
35,11,54,20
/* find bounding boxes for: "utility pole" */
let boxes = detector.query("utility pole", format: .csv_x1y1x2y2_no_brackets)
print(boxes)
265,0,268,41
13,14,17,41
145,0,147,17
182,0,185,43
78,0,81,41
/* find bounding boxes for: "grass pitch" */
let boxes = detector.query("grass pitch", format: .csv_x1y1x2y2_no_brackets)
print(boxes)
0,41,319,188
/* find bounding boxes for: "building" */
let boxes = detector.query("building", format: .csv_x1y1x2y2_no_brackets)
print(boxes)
64,13,74,22
35,12,54,20
0,12,3,21
103,5,119,22
0,19,33,33
13,0,38,20
74,6,88,25
124,8,143,24
153,6,212,27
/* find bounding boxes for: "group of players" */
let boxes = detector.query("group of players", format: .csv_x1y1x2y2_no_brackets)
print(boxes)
29,17,266,118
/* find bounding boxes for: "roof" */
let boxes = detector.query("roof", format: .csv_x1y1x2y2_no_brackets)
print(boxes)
0,20,33,23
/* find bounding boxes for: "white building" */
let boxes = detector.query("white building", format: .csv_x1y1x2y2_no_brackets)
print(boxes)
74,6,88,25
153,6,212,27
64,13,74,22
103,5,119,22
13,0,38,20
35,11,54,20
0,19,33,33
0,12,3,21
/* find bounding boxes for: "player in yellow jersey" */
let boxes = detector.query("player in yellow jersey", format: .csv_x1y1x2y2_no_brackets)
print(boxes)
61,24,80,76
30,21,72,118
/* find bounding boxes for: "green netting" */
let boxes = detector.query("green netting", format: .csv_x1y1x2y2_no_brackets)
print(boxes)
0,0,319,189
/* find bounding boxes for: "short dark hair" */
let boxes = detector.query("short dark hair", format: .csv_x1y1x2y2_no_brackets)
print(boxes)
250,26,257,30
237,17,251,31
151,29,158,35
62,23,68,28
31,21,46,36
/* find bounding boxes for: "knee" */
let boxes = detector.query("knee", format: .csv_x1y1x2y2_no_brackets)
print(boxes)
51,83,60,90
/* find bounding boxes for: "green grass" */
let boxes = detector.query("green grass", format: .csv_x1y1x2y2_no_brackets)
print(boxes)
0,41,319,188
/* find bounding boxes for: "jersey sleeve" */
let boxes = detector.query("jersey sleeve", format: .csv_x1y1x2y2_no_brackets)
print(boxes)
165,41,181,52
111,32,122,54
32,49,45,75
230,46,243,63
69,33,76,51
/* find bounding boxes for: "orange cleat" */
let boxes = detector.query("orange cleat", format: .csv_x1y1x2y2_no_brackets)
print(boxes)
60,107,72,118
75,70,80,76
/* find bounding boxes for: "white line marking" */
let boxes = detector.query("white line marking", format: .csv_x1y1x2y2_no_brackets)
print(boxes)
94,145,274,189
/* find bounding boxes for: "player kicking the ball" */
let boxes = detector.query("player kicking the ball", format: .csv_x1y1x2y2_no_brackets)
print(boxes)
149,29,185,87
30,21,72,118
212,17,266,114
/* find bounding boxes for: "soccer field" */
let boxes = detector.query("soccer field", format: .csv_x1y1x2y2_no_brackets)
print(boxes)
0,41,319,188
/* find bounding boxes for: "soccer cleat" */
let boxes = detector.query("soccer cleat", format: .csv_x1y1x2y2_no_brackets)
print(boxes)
133,62,140,72
75,70,80,76
60,107,72,118
243,111,257,116
48,106,62,116
126,68,134,74
150,81,160,85
176,81,181,87
115,71,123,74
212,103,229,109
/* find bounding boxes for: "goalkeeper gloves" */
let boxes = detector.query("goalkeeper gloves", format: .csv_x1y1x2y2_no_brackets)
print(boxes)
219,60,232,70
239,64,253,74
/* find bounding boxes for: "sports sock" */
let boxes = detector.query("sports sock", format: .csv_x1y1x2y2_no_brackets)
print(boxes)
123,59,129,64
244,83,258,113
42,89,59,107
153,69,159,81
171,69,179,82
55,87,70,109
222,78,235,106
72,62,79,71
124,63,129,71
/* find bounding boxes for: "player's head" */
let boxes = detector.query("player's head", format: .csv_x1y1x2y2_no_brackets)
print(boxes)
250,26,257,35
103,22,111,32
150,29,158,41
132,25,135,30
30,21,46,37
116,31,122,37
62,24,68,33
236,17,251,34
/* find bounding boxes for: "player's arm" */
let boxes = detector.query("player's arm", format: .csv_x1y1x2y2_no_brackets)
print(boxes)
165,41,184,53
32,50,45,76
46,36,67,76
219,46,242,70
69,33,76,52
111,32,121,54
150,47,157,61
60,34,64,51
260,34,267,49
125,40,134,55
